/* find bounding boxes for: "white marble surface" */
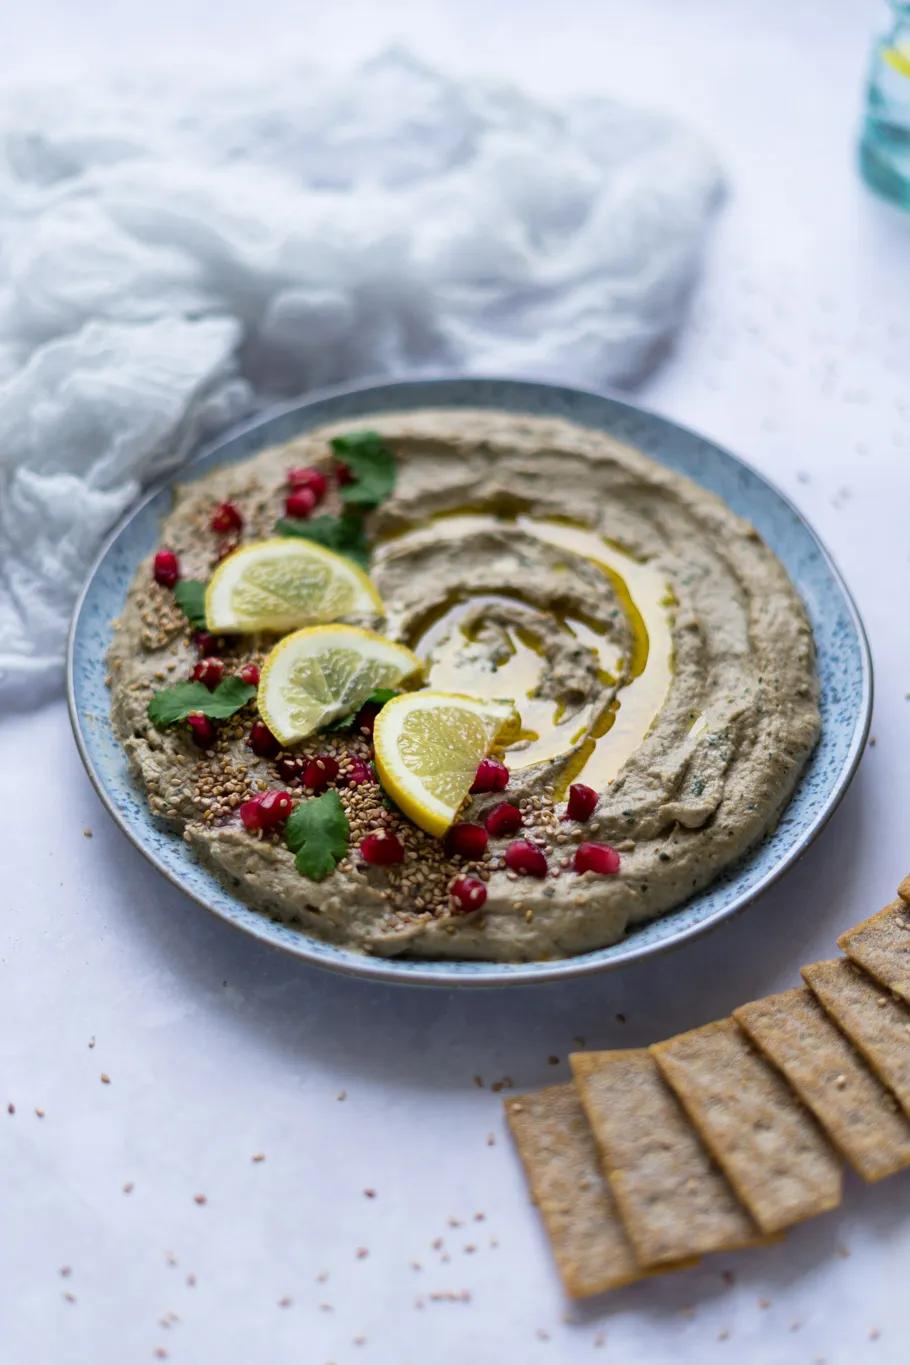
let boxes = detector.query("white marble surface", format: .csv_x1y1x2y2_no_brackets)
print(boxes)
3,3,910,1362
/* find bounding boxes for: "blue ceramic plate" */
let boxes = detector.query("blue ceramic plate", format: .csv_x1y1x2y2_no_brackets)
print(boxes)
68,376,872,987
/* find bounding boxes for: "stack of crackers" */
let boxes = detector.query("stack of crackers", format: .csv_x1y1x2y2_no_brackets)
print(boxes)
505,876,910,1298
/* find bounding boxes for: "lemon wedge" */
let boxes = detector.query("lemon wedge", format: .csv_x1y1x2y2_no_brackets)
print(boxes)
258,624,422,745
373,691,515,836
205,538,383,635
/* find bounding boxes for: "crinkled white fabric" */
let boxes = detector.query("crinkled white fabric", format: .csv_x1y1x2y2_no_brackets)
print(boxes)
0,49,722,706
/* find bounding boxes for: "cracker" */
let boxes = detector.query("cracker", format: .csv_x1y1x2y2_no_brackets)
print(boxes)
802,958,910,1117
571,1049,760,1265
651,1018,842,1233
735,987,910,1181
504,1085,641,1298
837,898,910,1006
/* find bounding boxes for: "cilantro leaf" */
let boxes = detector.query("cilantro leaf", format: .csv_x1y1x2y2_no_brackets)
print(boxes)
273,430,395,561
324,688,400,732
363,687,399,707
331,430,396,509
173,579,208,629
324,715,355,733
147,676,256,728
285,790,350,881
274,511,370,569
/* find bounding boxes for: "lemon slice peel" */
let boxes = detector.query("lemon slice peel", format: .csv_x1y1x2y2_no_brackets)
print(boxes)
373,690,515,837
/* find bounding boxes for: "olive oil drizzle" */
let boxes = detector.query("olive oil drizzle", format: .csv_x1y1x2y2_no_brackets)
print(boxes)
391,514,674,791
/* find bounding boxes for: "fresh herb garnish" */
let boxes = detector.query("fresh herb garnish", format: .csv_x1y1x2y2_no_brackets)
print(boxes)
362,687,399,707
173,579,208,630
147,676,256,728
324,688,399,732
274,429,396,568
274,511,370,569
284,789,350,881
331,430,396,510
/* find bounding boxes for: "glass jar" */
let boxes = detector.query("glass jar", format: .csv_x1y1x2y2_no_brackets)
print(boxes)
859,1,910,207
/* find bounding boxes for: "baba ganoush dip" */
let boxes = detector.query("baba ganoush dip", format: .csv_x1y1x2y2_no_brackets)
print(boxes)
108,409,820,962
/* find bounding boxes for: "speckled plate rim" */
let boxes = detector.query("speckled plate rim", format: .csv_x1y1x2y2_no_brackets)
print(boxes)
67,374,873,988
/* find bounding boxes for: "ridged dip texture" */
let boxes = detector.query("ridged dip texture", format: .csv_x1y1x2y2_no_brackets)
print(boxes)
108,409,820,962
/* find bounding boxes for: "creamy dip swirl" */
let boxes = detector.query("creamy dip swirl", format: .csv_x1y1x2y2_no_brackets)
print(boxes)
109,409,820,961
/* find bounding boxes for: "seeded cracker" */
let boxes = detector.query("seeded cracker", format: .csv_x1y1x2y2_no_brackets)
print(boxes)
651,1018,842,1233
571,1049,761,1265
837,896,910,1006
735,987,910,1181
802,958,910,1117
504,1085,641,1298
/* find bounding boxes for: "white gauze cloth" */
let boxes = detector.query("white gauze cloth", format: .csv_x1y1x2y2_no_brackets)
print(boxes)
0,49,722,706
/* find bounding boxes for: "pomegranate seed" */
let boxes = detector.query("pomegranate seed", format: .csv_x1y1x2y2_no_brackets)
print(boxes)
285,488,317,520
240,790,293,832
153,548,180,588
186,713,216,748
444,822,489,860
484,802,523,837
504,840,548,878
257,790,294,828
360,831,405,866
247,720,280,759
210,501,243,534
239,798,264,831
573,843,621,876
193,630,218,656
355,701,381,736
341,757,374,786
470,757,509,794
303,755,340,792
277,755,303,784
565,783,599,822
450,876,488,915
335,460,355,486
238,663,260,686
287,467,329,502
192,657,225,690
